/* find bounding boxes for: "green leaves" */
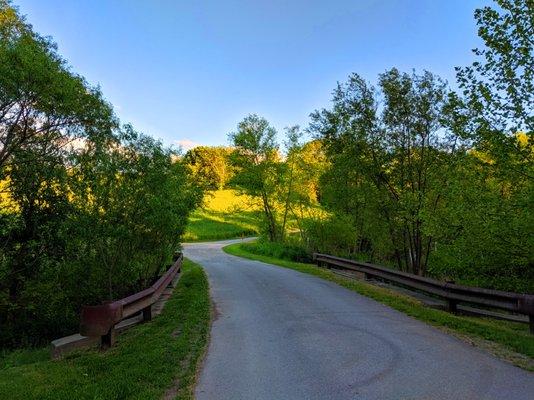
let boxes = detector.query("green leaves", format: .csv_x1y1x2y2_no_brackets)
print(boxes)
229,114,282,241
0,4,115,168
455,0,533,152
0,4,202,348
311,69,451,275
183,146,234,190
306,1,533,290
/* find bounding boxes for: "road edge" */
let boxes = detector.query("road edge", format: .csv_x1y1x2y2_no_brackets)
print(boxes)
223,241,534,372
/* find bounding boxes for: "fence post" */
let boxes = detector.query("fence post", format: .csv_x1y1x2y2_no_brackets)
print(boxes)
101,327,116,349
530,315,534,334
143,305,152,322
446,298,458,313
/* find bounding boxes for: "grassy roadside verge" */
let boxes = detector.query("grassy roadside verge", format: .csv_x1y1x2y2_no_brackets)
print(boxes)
223,242,534,370
0,258,210,400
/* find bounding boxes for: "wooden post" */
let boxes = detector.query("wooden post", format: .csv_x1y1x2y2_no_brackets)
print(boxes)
101,327,116,349
447,299,458,313
143,305,152,322
529,315,533,334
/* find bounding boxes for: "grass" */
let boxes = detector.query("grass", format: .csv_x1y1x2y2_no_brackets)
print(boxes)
183,189,260,242
224,241,534,370
0,258,211,400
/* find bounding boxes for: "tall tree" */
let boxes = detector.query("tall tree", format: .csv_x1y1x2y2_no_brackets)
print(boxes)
229,114,281,241
426,0,534,291
183,146,233,190
0,1,115,172
452,0,533,176
0,2,203,347
311,69,452,275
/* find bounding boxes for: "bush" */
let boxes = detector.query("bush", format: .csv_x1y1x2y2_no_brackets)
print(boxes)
245,239,312,263
301,215,359,258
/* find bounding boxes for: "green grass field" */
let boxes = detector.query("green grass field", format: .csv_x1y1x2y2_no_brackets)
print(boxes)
0,259,210,400
223,241,534,371
183,189,260,241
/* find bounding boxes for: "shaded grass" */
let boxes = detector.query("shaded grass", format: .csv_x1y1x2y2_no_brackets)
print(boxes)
184,189,259,242
0,258,210,399
224,242,534,369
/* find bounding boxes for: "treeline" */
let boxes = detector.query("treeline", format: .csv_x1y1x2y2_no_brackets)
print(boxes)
0,2,201,347
219,0,533,293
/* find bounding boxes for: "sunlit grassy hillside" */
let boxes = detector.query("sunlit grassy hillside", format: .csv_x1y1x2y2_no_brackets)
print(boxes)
183,189,260,242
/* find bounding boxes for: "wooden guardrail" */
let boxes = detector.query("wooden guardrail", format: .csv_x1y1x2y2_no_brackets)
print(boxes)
313,253,534,333
79,252,183,348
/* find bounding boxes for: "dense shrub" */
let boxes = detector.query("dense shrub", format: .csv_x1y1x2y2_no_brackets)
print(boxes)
301,215,358,259
245,239,312,263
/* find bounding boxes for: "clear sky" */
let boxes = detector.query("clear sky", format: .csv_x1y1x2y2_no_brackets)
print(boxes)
15,0,490,149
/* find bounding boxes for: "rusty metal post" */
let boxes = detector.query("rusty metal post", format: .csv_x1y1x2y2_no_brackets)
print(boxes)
142,305,152,322
101,327,116,349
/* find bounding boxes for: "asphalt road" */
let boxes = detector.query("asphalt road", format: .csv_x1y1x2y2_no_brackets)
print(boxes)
184,239,534,400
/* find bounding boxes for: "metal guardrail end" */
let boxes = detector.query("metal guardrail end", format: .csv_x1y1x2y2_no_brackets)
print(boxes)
80,302,123,337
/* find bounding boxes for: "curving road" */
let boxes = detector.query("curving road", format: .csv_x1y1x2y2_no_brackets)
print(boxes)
184,239,534,400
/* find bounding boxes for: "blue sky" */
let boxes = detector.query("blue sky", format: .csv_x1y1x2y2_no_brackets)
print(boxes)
16,0,490,149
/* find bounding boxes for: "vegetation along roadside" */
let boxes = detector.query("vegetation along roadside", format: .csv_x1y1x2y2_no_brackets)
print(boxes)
0,259,211,400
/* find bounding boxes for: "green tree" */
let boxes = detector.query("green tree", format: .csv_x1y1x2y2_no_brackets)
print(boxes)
424,145,534,292
0,2,203,347
229,114,281,241
0,1,115,172
311,69,453,275
451,0,533,175
428,0,534,292
279,134,327,241
183,146,233,190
